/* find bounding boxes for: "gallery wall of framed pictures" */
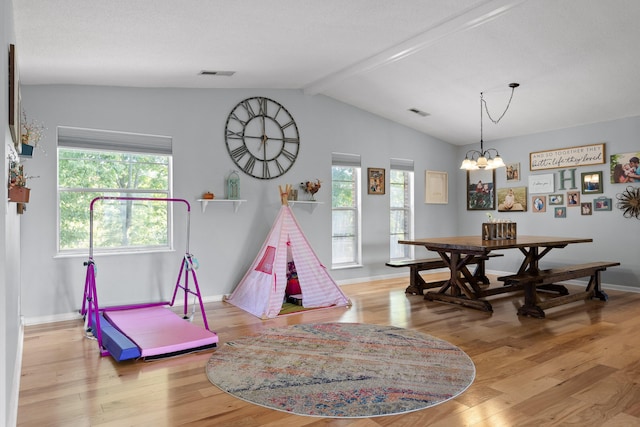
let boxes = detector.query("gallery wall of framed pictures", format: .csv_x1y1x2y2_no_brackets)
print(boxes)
466,142,638,220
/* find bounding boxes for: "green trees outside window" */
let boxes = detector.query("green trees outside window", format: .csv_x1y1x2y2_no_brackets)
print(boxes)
58,148,171,253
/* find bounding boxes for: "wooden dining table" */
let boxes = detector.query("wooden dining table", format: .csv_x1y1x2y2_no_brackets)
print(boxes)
398,235,593,312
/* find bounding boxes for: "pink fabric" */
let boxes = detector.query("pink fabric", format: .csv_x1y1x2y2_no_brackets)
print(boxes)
226,206,350,318
105,306,218,357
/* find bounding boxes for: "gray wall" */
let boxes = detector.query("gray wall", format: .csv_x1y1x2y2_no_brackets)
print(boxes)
456,116,640,286
17,85,640,323
19,84,459,321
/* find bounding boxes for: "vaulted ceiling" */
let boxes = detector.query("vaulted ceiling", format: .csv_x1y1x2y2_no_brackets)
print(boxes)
12,0,640,145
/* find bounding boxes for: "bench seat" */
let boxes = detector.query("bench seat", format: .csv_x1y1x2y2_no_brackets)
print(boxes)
386,253,503,294
498,261,620,318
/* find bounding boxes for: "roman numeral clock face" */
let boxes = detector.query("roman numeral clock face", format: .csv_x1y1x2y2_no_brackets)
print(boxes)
225,97,300,180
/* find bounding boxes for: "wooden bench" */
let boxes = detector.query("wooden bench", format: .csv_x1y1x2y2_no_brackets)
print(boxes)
386,253,503,295
497,261,620,318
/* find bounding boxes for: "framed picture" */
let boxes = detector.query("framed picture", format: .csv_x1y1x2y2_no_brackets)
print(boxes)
425,170,448,204
567,191,580,206
532,195,546,212
610,151,640,183
581,202,593,215
8,44,21,148
528,173,554,194
367,168,385,195
497,186,527,212
549,194,564,205
581,171,603,194
594,197,612,211
467,169,495,210
554,207,566,218
506,162,520,181
530,143,605,171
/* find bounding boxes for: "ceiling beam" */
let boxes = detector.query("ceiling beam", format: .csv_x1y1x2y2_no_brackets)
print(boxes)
303,0,528,96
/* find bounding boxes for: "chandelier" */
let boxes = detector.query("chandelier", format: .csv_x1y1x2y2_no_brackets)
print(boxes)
460,83,519,170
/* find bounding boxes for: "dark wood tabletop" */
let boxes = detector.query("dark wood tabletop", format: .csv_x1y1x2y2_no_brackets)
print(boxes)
399,235,593,253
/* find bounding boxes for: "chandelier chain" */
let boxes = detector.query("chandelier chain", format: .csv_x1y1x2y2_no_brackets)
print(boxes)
481,85,517,125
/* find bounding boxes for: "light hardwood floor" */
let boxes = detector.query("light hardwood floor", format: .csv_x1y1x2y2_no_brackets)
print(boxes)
17,274,640,426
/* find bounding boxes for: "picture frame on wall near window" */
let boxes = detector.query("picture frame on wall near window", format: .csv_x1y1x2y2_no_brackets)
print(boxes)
425,170,448,204
367,167,385,195
467,169,495,210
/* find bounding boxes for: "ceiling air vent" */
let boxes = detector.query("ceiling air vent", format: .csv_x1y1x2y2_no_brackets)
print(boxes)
199,70,236,77
408,108,430,117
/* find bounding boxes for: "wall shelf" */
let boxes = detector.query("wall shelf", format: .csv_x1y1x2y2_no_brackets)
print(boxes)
197,199,247,213
288,200,323,206
288,200,323,211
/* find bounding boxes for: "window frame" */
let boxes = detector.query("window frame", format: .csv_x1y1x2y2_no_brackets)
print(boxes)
56,127,174,256
389,161,415,260
331,154,362,269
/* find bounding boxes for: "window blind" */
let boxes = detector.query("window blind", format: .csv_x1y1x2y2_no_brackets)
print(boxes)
58,126,172,155
390,158,414,171
332,152,361,167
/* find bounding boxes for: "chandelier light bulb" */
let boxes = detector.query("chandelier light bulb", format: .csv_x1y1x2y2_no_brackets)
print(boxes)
476,155,488,169
492,154,505,168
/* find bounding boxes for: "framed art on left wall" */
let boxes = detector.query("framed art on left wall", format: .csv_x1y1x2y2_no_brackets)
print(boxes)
8,44,21,148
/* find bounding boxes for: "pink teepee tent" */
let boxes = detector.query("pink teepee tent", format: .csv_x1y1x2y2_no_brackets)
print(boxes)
224,186,351,319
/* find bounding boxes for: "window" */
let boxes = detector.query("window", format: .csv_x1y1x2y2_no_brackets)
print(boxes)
331,153,361,268
57,127,172,254
389,158,414,260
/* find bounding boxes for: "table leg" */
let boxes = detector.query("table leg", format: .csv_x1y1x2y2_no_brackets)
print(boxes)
517,245,567,275
424,251,493,312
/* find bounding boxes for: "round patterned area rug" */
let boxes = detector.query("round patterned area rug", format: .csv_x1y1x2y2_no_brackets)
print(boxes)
205,322,475,418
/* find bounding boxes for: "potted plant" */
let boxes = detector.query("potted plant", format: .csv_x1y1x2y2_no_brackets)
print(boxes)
19,111,45,158
8,161,32,203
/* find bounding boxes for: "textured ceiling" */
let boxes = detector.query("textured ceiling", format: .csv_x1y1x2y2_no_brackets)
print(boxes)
12,0,640,145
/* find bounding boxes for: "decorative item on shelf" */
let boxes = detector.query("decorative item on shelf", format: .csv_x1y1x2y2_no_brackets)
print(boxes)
300,179,321,201
287,187,298,201
9,186,30,204
202,192,215,200
227,170,240,200
460,83,519,170
616,185,640,219
8,161,36,203
19,110,45,158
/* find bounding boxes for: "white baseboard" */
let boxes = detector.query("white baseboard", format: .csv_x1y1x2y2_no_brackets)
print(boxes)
22,271,639,326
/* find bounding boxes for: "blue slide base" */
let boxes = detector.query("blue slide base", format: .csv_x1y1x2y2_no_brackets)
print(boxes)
90,314,141,361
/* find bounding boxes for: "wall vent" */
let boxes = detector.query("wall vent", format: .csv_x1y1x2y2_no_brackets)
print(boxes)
199,70,236,76
408,108,430,117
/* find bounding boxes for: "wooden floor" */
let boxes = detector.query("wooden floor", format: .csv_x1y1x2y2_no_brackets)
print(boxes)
17,274,640,426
